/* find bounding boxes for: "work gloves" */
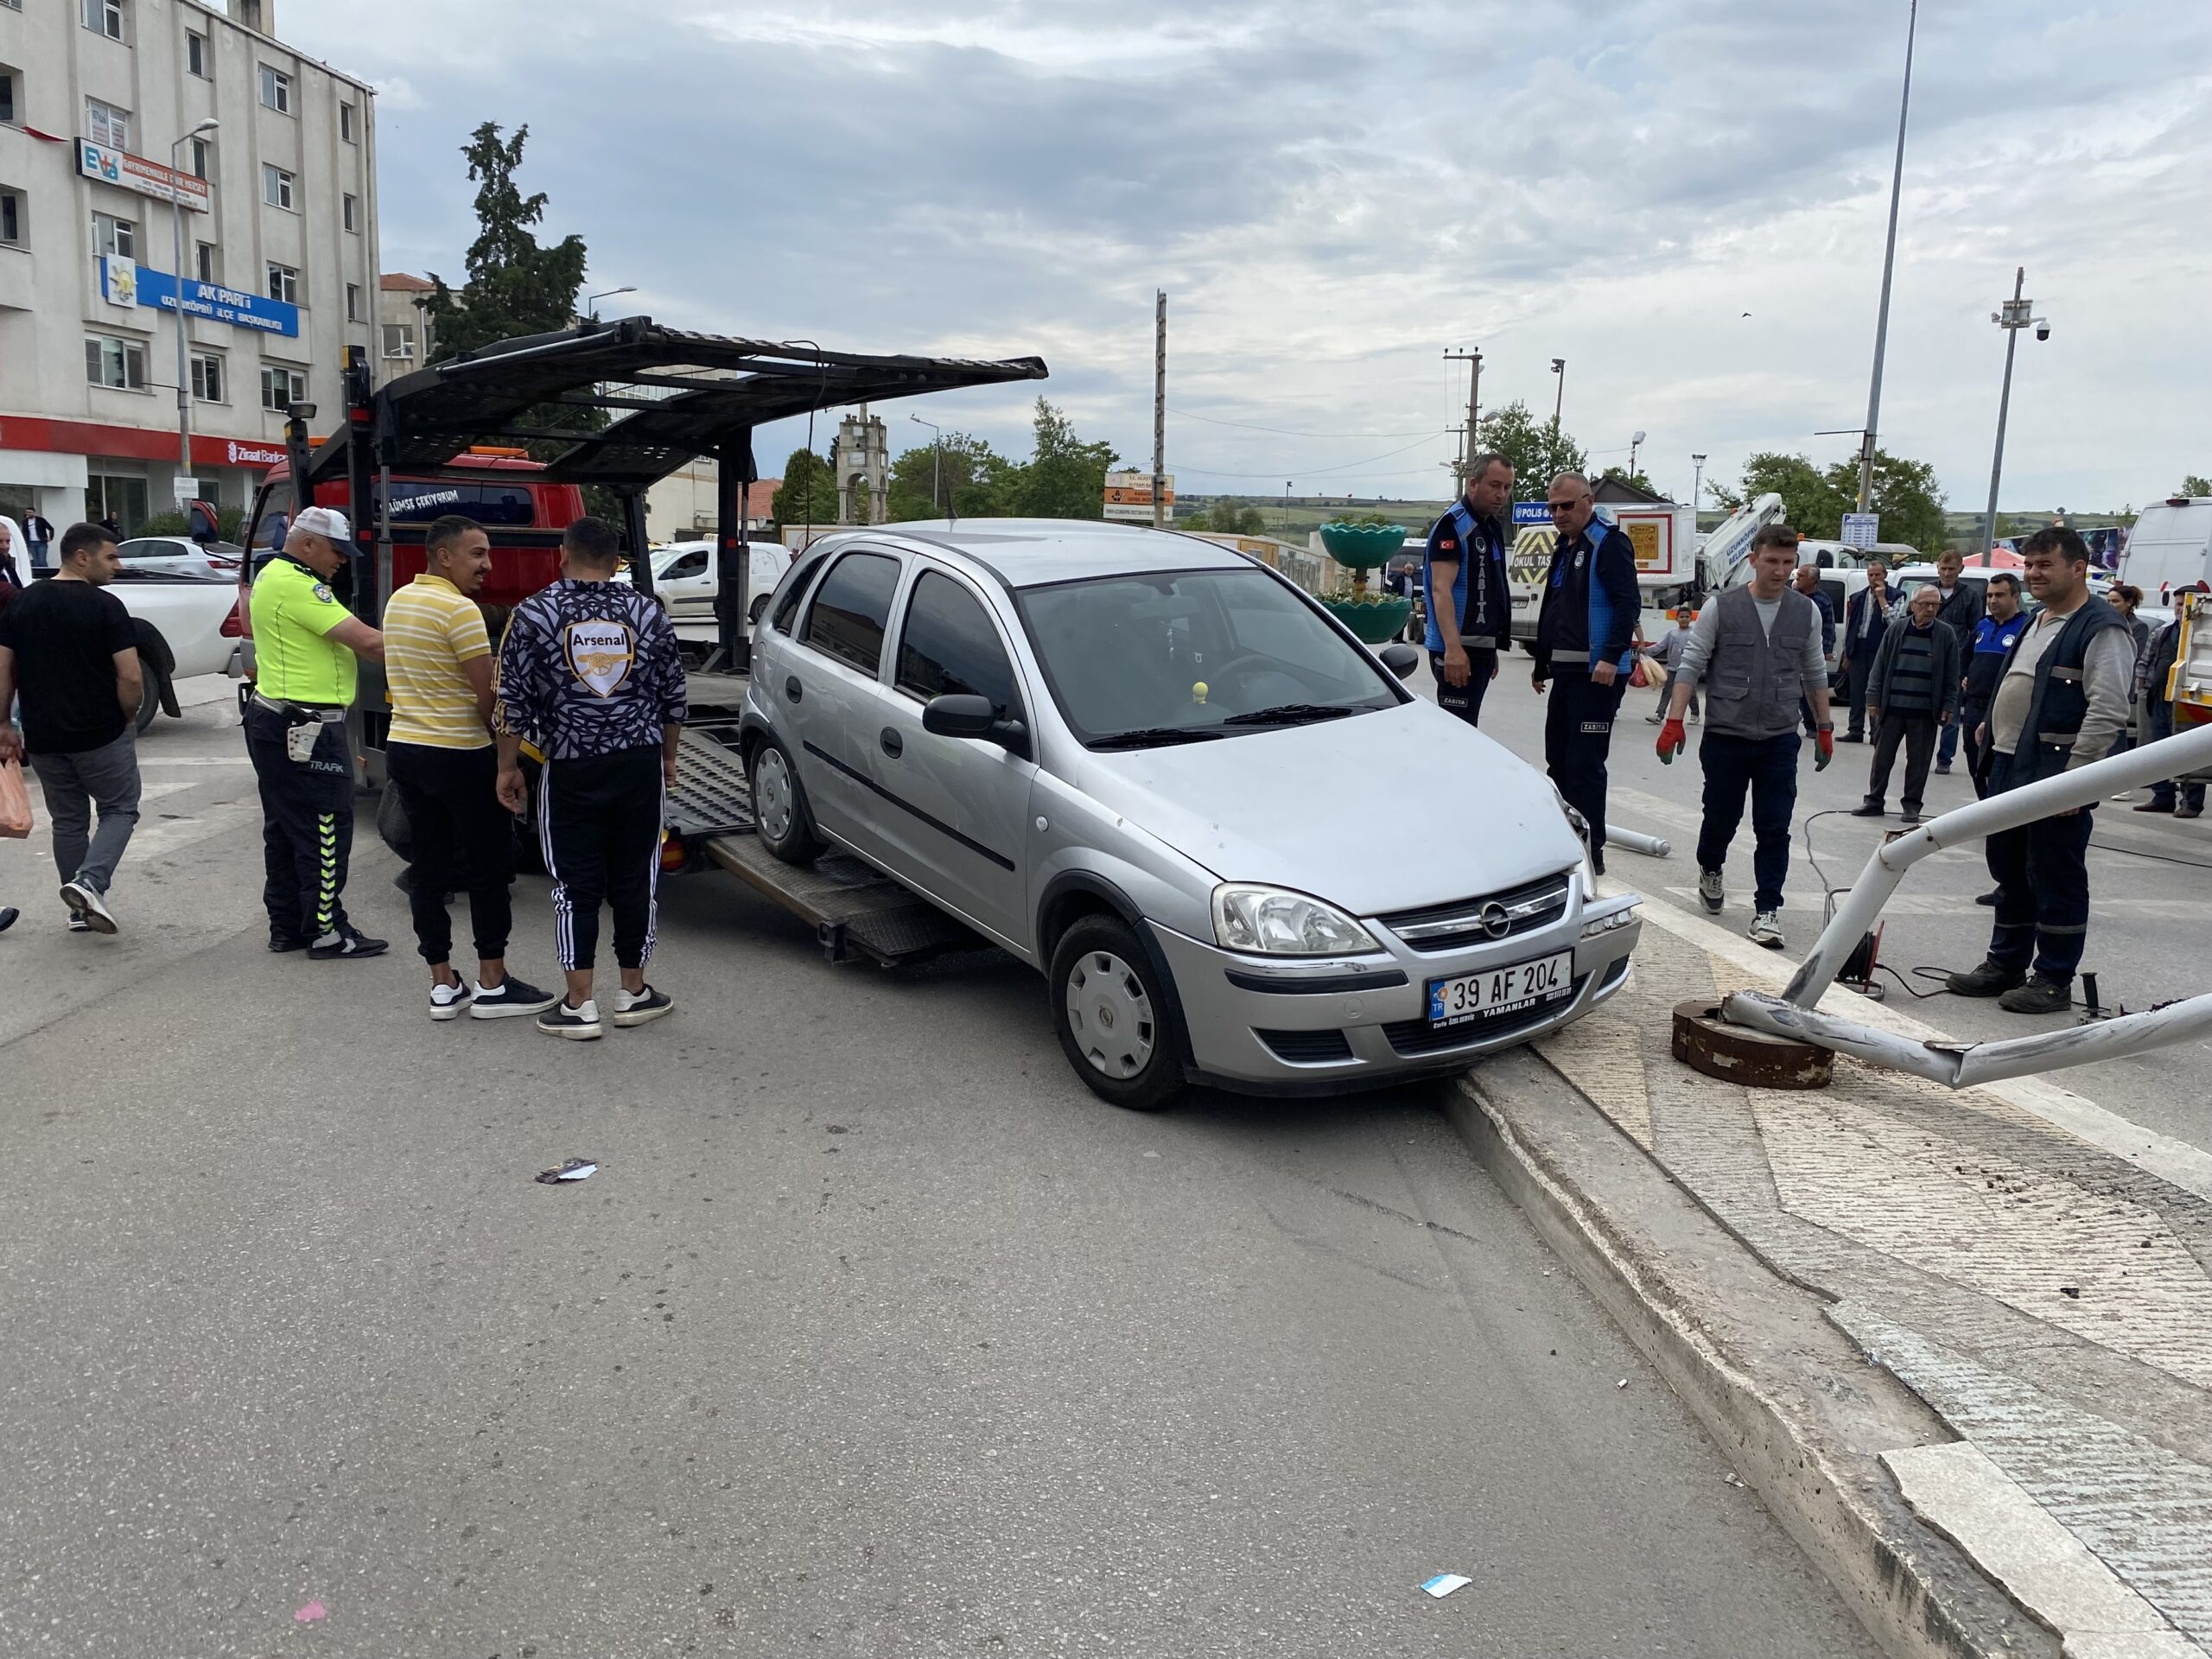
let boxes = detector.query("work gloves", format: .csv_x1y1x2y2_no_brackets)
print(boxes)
1656,719,1687,764
1815,728,1835,771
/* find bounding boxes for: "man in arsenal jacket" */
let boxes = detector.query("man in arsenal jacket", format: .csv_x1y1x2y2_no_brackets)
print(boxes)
1533,473,1642,874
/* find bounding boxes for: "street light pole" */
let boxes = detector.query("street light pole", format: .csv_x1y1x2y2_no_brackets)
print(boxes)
168,118,219,505
1628,429,1646,480
910,413,942,512
1691,454,1707,516
1978,267,2047,569
1550,358,1565,426
1283,480,1293,536
1856,0,1918,515
585,284,637,320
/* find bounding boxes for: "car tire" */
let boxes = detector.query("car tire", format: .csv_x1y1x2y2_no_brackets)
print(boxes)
132,655,162,734
748,592,771,626
750,736,823,866
1049,914,1185,1112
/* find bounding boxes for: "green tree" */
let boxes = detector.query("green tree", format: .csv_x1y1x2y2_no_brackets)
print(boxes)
771,448,839,526
1011,398,1119,520
2183,474,2212,498
1718,453,1851,538
887,432,1016,521
1471,401,1586,498
423,124,589,365
1599,466,1656,494
1818,450,1947,556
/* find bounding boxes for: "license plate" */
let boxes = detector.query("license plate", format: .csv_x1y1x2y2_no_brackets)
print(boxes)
1427,950,1573,1028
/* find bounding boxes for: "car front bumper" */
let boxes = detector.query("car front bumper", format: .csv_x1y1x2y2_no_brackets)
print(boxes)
1147,884,1641,1096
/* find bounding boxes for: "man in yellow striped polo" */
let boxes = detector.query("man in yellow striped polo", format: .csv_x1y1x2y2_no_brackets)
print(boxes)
383,514,557,1021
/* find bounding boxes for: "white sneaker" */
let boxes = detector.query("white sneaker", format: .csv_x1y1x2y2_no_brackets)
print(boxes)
537,997,603,1040
1747,910,1785,950
610,984,675,1027
1697,868,1726,913
60,879,117,934
429,979,474,1021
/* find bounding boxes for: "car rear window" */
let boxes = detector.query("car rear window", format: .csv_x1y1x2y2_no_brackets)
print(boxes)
801,551,900,674
772,549,830,634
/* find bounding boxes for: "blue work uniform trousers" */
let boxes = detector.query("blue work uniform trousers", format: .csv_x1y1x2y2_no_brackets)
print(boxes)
2148,702,2205,811
245,701,354,941
1542,668,1627,865
1982,750,2094,983
1429,648,1497,728
1960,696,1993,798
1694,731,1800,912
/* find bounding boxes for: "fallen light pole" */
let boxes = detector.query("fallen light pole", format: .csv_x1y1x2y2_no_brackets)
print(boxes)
1607,826,1673,859
1709,721,2212,1089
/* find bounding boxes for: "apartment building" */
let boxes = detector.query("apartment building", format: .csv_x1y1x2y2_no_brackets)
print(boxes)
0,0,377,535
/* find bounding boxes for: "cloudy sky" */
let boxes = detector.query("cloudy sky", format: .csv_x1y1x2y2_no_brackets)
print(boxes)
291,0,2210,517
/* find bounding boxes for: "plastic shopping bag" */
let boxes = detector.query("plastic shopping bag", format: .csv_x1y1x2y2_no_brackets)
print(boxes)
0,758,32,839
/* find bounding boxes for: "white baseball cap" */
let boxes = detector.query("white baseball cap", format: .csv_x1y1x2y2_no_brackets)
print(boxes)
291,505,353,543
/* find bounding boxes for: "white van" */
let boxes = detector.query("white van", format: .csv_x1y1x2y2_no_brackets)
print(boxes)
2120,498,2212,603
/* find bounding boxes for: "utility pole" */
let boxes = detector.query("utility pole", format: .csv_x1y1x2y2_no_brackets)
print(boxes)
1978,267,2047,569
1442,348,1482,487
1152,290,1167,530
1551,358,1566,426
1857,0,1918,515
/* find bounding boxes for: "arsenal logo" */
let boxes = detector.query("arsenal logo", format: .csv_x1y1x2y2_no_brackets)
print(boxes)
567,620,634,697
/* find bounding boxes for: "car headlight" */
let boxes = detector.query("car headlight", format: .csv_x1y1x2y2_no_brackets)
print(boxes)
1552,785,1599,893
1211,883,1378,956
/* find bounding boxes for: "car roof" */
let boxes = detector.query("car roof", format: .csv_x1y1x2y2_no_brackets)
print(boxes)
857,519,1251,589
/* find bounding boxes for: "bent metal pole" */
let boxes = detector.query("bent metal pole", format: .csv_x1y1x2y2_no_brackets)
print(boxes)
1776,721,2212,1014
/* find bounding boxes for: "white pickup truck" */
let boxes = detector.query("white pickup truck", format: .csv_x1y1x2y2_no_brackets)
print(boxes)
103,569,243,734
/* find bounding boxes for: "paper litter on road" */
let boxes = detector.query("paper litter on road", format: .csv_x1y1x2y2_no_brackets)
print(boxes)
294,1600,326,1623
1420,1573,1471,1599
535,1158,598,1185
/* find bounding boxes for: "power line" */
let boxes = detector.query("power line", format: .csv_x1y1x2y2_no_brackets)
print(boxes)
1167,407,1452,440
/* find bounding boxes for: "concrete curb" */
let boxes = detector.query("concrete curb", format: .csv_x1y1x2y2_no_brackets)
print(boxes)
1445,1052,2057,1659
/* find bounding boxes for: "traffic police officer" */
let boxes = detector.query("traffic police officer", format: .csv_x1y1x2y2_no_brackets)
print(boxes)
1424,452,1515,726
245,505,387,957
1533,472,1641,872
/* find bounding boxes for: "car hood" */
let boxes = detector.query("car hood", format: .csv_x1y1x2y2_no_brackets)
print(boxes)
1068,700,1586,917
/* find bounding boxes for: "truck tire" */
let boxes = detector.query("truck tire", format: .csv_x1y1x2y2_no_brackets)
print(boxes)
1049,914,1185,1112
133,658,162,734
749,737,823,866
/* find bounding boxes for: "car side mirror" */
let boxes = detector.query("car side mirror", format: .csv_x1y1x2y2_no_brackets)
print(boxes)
1377,641,1420,681
924,693,1029,757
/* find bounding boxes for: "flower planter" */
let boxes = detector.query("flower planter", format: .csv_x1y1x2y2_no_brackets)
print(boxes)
1319,594,1414,644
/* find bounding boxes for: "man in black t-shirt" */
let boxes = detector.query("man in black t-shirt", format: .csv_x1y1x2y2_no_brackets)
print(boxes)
0,523,144,933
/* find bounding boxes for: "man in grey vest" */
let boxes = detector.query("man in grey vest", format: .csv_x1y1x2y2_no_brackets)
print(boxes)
1656,525,1834,950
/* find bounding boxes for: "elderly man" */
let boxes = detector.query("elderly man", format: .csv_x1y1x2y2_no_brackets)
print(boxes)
1837,559,1901,741
245,505,387,958
1851,584,1960,824
1423,453,1515,727
1533,472,1641,873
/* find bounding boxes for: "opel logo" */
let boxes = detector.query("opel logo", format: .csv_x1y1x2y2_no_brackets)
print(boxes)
1479,902,1511,939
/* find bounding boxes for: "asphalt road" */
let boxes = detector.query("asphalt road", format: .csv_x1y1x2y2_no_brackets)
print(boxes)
1436,651,2212,1157
0,683,1878,1657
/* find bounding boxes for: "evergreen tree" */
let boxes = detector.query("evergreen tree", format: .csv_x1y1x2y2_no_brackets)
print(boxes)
423,124,589,365
772,449,840,526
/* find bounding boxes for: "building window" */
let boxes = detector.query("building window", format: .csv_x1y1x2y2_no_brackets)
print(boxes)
0,70,16,126
187,30,208,78
190,353,225,403
265,262,300,304
261,364,307,411
92,211,135,260
262,163,294,210
1,189,22,245
81,0,124,41
257,64,290,113
342,193,358,233
381,322,416,361
346,282,363,321
86,98,130,151
195,241,219,283
86,334,149,390
188,138,211,180
339,101,356,143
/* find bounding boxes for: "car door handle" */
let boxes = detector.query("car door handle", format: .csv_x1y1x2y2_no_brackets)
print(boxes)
879,727,903,759
784,676,802,703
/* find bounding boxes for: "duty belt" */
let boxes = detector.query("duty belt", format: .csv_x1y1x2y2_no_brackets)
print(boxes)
253,691,347,722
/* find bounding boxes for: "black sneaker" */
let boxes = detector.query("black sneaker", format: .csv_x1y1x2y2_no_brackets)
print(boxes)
1839,732,1865,743
0,906,18,933
1998,975,2072,1015
429,979,474,1021
610,984,675,1027
471,976,561,1020
1900,810,1924,826
1935,765,1952,776
1849,802,1885,817
269,930,309,952
1974,888,2001,906
1947,958,2026,997
60,879,117,934
2134,799,2176,814
537,997,603,1040
308,925,389,961
67,915,91,934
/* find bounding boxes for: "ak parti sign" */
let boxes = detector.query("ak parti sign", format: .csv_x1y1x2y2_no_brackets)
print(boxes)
0,415,284,470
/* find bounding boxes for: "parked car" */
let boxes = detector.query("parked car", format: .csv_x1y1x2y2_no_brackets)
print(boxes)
739,520,1643,1109
115,535,249,580
97,569,245,733
650,540,793,626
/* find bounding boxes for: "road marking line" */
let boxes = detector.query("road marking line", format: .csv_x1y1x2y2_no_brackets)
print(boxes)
136,755,253,767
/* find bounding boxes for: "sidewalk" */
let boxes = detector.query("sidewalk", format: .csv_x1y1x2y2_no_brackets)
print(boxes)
1451,897,2212,1659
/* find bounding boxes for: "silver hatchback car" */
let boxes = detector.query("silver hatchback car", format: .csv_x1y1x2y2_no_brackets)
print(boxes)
740,520,1642,1109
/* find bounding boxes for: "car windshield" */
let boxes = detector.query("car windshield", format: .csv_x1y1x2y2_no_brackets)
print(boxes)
1015,567,1400,747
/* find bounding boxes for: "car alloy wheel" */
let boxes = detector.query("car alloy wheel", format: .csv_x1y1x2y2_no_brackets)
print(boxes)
1065,949,1156,1079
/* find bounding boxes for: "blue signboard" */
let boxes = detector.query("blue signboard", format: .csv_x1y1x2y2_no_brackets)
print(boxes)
101,257,301,338
1512,501,1553,526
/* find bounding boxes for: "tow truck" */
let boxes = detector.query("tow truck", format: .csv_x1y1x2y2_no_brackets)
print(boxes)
239,317,1048,964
